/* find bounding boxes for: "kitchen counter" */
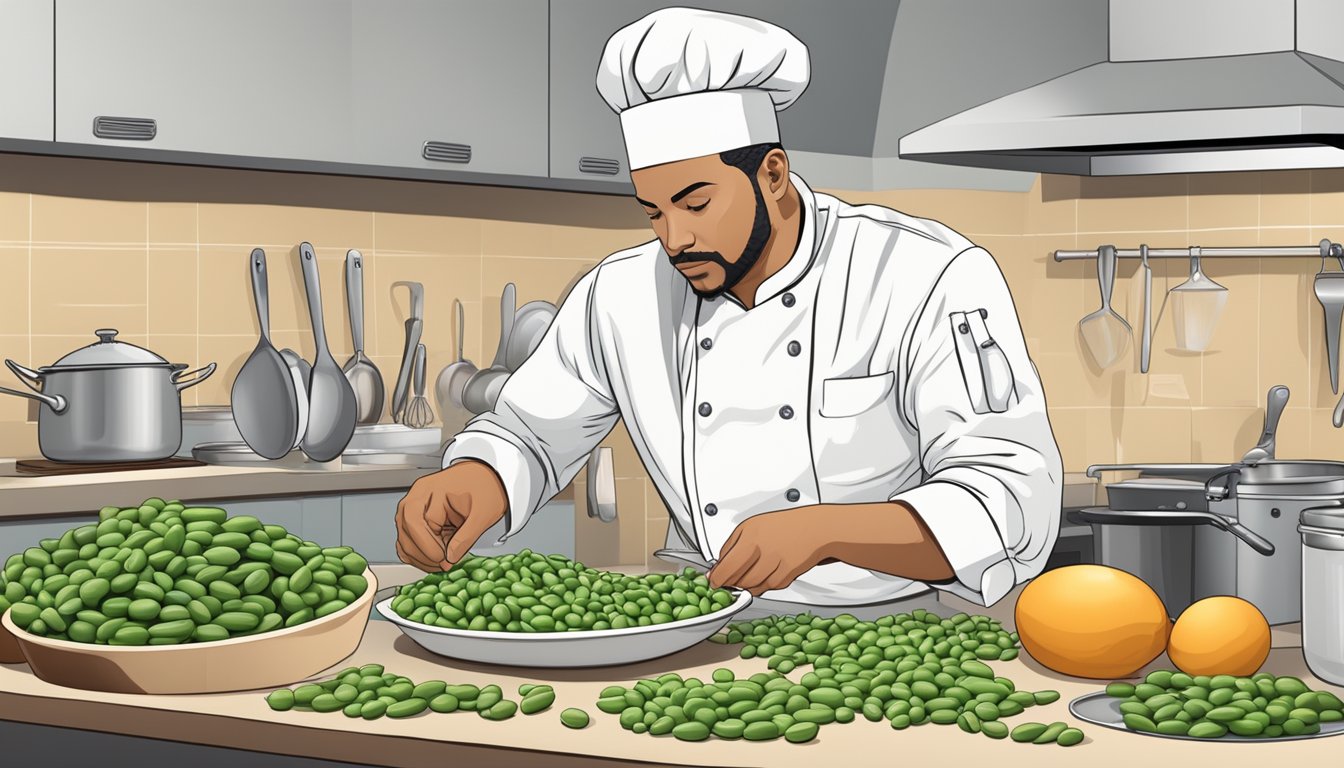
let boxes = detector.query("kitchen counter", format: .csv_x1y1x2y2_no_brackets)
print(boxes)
0,461,578,519
1,564,1337,767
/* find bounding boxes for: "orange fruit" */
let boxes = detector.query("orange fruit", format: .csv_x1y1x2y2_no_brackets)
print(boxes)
1166,596,1270,677
1014,565,1170,679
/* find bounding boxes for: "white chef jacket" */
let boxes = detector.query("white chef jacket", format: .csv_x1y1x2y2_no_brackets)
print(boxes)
443,173,1062,608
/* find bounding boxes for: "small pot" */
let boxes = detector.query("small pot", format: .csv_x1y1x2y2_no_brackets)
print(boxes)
0,329,216,462
1299,503,1344,686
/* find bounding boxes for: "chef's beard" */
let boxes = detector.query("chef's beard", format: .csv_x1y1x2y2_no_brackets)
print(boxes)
669,178,772,299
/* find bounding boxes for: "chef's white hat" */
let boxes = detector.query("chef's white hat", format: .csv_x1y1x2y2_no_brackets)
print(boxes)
596,7,810,171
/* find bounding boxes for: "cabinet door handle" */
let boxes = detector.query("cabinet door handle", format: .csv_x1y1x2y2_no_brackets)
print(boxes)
579,156,620,176
422,141,472,164
92,116,156,141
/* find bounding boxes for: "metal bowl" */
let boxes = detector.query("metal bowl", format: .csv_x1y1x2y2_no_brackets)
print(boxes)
375,589,752,668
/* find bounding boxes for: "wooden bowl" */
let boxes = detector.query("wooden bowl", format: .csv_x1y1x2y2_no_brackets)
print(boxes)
0,617,24,664
1,569,376,693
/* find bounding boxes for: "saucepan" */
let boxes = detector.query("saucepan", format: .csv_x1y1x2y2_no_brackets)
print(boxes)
1,330,216,462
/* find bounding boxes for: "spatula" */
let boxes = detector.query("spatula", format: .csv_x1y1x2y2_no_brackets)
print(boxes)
1079,244,1132,368
231,248,300,460
1171,250,1227,352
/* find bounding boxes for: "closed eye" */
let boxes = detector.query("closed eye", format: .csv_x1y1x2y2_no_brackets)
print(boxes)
687,202,708,212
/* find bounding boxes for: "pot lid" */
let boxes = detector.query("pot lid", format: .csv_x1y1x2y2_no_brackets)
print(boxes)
1301,506,1344,531
45,329,172,370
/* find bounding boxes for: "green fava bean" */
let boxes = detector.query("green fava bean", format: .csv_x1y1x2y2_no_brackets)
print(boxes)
980,720,1009,739
1057,727,1085,746
387,698,429,718
1011,722,1048,742
1034,721,1068,744
561,708,590,729
266,689,295,711
672,722,710,741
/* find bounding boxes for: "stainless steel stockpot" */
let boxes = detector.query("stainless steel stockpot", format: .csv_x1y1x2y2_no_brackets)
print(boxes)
0,329,215,462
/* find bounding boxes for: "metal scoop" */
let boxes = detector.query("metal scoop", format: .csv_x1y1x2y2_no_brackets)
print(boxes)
1078,244,1131,368
231,248,301,459
1171,248,1227,352
341,249,384,424
298,242,358,462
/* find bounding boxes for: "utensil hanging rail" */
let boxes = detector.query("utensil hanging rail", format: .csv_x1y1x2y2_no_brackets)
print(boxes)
1054,240,1343,261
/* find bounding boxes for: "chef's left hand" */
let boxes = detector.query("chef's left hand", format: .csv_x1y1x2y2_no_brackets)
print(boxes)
707,506,832,596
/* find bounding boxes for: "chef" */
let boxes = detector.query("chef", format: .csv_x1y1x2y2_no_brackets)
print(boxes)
395,7,1062,617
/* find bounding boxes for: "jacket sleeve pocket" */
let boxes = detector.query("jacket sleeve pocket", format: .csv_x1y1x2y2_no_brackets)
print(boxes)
949,309,1016,414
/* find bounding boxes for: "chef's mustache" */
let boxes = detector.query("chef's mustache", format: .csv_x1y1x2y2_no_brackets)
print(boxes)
669,251,731,268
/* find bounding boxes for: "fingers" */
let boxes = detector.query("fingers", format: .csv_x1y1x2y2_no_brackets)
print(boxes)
444,502,505,566
395,537,437,573
709,538,761,590
401,488,451,568
737,558,803,597
394,494,435,566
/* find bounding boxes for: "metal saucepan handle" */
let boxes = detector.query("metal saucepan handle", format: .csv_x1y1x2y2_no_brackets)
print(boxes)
0,385,66,414
1071,507,1274,556
171,362,217,392
4,359,43,391
1086,463,1226,479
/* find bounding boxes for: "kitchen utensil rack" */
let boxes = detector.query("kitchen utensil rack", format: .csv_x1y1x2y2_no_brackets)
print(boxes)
1055,240,1343,261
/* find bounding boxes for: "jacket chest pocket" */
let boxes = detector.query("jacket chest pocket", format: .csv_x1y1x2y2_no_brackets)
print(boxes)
813,371,906,488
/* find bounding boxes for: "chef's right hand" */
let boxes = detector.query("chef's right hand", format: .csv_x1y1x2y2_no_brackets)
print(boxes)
394,460,507,572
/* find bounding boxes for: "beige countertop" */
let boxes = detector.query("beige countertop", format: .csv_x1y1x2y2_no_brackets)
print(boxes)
0,460,578,518
1,564,1336,767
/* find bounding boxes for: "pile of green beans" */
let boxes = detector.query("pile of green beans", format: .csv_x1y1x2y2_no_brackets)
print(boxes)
0,498,370,645
390,551,736,632
1106,670,1344,738
601,608,1084,746
266,665,558,722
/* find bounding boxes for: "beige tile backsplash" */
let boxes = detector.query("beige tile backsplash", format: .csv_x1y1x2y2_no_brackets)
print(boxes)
1,153,1341,567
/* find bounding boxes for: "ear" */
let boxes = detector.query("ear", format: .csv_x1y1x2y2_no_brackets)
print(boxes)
759,148,790,201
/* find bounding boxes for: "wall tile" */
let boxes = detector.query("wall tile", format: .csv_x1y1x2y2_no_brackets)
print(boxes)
1188,173,1259,231
198,204,373,250
0,247,29,337
195,335,257,406
197,245,261,336
1258,264,1313,404
0,334,33,423
646,516,676,572
1260,171,1311,228
0,422,37,459
1190,407,1263,463
0,192,28,242
1309,169,1344,227
1308,409,1344,460
848,188,1025,236
148,203,197,244
481,219,651,261
31,196,146,244
1196,258,1259,407
148,249,198,336
1044,408,1114,473
372,254,483,370
30,249,147,336
1077,175,1188,234
1024,175,1080,235
1114,407,1192,463
374,213,481,255
1272,407,1312,458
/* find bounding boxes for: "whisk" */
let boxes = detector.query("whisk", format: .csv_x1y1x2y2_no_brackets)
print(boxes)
401,343,434,429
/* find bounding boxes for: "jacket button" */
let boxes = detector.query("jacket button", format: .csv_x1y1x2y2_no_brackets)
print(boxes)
786,488,800,502
787,340,801,356
704,503,718,516
698,402,712,417
782,292,796,307
700,338,713,350
779,405,794,419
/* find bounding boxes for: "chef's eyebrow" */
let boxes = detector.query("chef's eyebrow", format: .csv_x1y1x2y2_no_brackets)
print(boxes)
635,196,657,208
671,182,714,203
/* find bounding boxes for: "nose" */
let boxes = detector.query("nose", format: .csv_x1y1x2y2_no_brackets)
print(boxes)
664,215,695,254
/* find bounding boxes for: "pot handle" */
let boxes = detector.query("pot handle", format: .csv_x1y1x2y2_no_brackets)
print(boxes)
5,359,43,392
1205,466,1241,502
0,385,66,414
172,362,217,392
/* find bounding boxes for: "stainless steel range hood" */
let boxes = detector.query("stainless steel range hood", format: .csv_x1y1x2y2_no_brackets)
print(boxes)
899,0,1344,175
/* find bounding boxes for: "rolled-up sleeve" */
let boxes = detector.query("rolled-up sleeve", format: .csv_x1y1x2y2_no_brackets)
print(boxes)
890,245,1063,607
443,267,620,540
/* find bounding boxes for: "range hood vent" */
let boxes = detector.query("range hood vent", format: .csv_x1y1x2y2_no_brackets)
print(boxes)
900,0,1344,175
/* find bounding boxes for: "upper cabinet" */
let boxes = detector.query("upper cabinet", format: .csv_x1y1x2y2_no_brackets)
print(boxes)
349,0,548,179
56,0,357,163
54,0,547,181
0,0,54,141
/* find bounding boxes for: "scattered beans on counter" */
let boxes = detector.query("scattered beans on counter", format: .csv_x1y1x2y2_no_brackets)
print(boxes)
596,608,1084,746
265,666,558,722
